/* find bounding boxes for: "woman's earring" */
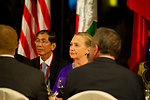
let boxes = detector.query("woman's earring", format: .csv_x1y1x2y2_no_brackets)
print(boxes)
85,53,89,56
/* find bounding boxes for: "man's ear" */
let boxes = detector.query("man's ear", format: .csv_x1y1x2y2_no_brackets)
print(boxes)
94,44,99,56
16,41,19,49
51,43,56,51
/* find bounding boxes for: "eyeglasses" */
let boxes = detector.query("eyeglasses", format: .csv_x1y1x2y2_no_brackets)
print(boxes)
35,39,49,45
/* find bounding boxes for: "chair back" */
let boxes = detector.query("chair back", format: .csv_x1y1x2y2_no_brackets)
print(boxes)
0,88,29,100
67,90,118,100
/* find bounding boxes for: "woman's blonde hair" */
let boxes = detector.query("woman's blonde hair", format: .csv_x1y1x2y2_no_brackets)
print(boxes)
75,32,93,48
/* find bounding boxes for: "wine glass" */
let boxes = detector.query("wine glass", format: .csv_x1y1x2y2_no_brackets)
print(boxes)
145,81,150,100
57,77,65,95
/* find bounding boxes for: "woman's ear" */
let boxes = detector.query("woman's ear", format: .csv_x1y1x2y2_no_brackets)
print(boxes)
85,47,90,55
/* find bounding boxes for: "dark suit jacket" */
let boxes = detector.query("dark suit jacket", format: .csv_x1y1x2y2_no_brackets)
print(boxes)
30,55,70,90
0,56,48,100
63,57,145,100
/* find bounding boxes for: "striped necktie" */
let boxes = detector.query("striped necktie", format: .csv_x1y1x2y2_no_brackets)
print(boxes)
41,62,48,77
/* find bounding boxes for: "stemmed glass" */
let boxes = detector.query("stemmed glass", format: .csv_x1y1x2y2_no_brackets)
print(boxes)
57,77,65,95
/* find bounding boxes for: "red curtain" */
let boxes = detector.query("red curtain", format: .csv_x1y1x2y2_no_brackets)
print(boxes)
127,0,150,73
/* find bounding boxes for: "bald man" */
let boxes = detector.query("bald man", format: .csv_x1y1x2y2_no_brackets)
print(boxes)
0,24,48,100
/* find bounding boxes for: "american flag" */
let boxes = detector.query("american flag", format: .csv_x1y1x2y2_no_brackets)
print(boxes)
18,0,51,59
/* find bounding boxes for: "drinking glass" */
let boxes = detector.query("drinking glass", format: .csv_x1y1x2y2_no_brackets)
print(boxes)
57,77,65,95
145,82,150,100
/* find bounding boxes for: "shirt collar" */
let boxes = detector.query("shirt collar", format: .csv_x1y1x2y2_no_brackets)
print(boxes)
0,54,14,58
40,53,53,66
99,56,115,60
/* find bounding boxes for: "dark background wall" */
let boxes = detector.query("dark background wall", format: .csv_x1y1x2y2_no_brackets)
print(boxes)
0,0,133,68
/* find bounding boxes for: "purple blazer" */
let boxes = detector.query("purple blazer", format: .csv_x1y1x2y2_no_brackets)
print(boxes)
52,63,73,97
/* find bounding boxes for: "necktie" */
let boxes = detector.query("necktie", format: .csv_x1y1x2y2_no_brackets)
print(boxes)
41,62,48,77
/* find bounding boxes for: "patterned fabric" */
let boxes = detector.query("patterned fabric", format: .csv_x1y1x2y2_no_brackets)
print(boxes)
41,62,50,89
138,61,150,88
138,62,146,77
41,62,48,77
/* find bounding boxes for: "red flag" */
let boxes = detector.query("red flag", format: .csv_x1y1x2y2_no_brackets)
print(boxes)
18,0,51,59
127,0,150,21
127,0,150,73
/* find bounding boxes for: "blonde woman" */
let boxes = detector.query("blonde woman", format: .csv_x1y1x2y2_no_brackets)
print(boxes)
52,32,92,97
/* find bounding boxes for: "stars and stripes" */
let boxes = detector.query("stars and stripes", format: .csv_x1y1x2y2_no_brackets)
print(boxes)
18,0,51,59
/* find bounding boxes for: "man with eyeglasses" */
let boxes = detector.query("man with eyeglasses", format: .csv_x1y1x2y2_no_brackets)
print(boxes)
31,30,70,90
